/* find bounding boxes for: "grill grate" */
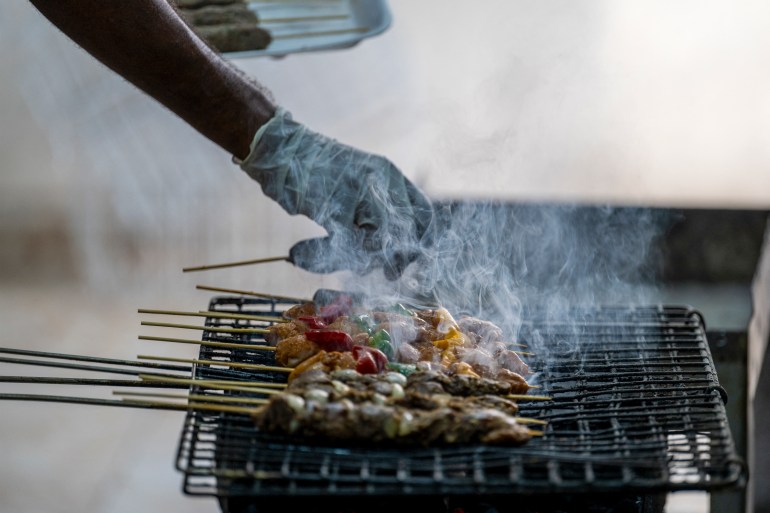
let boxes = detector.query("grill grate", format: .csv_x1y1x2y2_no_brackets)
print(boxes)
175,298,745,500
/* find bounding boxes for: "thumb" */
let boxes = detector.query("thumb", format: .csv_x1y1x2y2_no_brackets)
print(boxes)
289,237,368,275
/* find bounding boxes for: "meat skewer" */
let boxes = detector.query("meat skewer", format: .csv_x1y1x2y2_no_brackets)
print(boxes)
140,308,285,323
182,255,288,273
140,321,268,334
196,284,311,303
139,335,275,351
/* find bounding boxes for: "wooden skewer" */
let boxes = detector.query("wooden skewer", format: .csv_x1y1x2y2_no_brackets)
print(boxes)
506,394,553,401
513,351,535,357
138,335,275,351
527,430,545,437
196,285,311,304
0,376,186,388
140,321,268,334
138,374,286,389
515,417,548,426
121,398,258,415
114,391,271,405
139,308,286,323
198,310,287,323
137,375,284,394
183,255,289,273
138,355,294,373
0,393,192,411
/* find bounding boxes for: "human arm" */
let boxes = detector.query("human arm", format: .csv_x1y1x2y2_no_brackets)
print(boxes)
29,0,438,279
28,0,274,159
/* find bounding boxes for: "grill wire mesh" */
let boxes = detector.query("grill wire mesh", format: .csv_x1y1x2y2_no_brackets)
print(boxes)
175,298,745,502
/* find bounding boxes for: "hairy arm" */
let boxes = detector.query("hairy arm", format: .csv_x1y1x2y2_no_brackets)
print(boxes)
29,0,276,159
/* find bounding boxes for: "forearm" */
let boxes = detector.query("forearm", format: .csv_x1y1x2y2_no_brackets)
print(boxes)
29,0,275,159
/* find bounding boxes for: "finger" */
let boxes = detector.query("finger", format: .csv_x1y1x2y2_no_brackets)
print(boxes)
288,236,369,275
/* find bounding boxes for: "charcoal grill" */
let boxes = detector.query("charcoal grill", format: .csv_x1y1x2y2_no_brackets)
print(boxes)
174,297,745,512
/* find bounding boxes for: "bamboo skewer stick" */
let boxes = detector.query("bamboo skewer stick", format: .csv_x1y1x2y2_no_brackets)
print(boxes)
121,398,258,415
0,393,190,411
196,285,311,304
138,335,275,351
198,310,287,322
515,417,549,426
134,377,283,395
0,376,186,388
114,391,270,405
138,374,286,389
0,347,190,372
138,355,293,373
506,394,553,401
183,256,289,273
140,321,268,334
139,308,286,323
0,356,190,378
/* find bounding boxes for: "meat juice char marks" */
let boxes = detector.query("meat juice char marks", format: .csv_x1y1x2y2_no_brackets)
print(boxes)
250,296,539,446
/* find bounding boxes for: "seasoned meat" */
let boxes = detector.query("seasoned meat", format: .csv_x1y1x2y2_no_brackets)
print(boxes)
197,23,272,53
495,369,530,395
282,302,317,320
253,392,531,446
275,334,319,367
327,316,367,336
394,342,420,364
265,320,306,345
287,350,357,382
494,348,531,376
406,370,513,397
457,315,505,344
178,4,257,26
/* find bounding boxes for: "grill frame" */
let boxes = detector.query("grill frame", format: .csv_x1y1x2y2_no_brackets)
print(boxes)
174,297,745,500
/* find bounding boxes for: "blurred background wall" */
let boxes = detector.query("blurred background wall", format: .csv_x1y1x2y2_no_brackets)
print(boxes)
1,1,769,512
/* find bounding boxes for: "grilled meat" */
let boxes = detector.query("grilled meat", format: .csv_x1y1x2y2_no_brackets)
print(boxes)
265,320,307,345
456,315,505,344
275,334,318,368
178,4,257,26
283,302,317,320
287,350,357,382
253,371,531,446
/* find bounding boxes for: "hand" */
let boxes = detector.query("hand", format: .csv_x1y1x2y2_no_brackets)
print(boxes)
238,109,437,280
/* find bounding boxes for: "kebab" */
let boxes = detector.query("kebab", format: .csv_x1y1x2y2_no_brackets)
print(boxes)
268,297,532,390
253,368,536,446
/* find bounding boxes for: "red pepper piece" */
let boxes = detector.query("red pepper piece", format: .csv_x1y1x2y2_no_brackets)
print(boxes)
352,345,388,373
298,316,326,330
305,330,353,352
318,295,354,323
355,352,378,374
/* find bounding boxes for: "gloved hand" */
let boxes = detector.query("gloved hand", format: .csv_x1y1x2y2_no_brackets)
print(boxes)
237,109,437,280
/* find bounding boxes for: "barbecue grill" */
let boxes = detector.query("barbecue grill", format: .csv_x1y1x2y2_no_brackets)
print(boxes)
175,296,745,513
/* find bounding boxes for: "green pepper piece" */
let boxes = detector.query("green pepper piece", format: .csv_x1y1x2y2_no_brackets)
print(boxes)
353,314,375,335
389,303,414,317
369,329,394,359
386,362,417,376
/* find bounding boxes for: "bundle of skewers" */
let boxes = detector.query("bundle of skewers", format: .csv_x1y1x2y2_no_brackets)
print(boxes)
0,255,551,447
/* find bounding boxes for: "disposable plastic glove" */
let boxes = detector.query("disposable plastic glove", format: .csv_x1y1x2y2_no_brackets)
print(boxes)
237,109,436,280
